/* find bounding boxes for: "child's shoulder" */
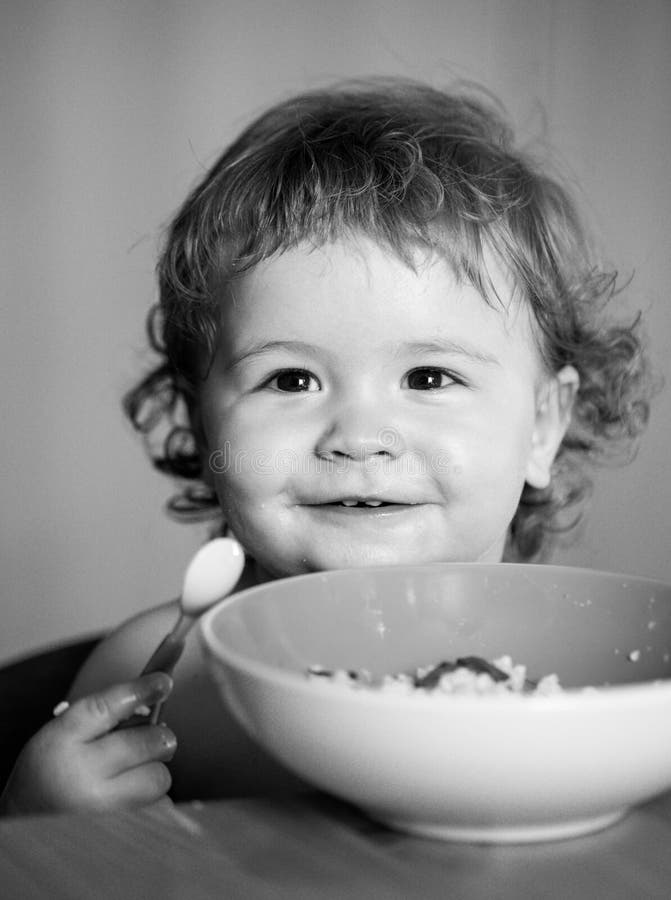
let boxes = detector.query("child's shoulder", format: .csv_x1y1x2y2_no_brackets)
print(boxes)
68,601,181,698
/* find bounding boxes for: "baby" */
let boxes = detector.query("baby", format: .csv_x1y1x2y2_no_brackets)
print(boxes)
0,78,652,815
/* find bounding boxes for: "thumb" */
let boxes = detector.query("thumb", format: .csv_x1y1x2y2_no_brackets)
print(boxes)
59,673,173,742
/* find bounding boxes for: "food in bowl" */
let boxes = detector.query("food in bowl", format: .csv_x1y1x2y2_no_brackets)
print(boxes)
307,654,562,695
200,562,671,844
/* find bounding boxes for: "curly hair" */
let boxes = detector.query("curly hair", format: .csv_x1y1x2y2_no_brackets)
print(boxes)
125,78,654,561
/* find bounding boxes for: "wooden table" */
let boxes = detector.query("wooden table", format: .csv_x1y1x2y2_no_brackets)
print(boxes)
2,790,671,899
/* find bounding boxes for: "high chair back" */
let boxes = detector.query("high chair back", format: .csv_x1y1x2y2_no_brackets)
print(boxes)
0,636,101,791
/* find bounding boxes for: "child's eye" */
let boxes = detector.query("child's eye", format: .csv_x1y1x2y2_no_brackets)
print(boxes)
404,368,457,390
264,369,321,392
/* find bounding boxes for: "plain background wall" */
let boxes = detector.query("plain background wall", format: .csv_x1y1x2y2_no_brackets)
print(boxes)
2,0,670,664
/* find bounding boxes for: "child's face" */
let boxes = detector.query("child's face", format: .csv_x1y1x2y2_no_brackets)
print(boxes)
200,236,576,578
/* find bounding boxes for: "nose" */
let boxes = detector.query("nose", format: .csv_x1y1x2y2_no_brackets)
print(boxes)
314,400,405,462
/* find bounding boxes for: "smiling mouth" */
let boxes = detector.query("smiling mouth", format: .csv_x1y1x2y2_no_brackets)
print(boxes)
310,499,417,511
327,499,393,508
302,499,422,522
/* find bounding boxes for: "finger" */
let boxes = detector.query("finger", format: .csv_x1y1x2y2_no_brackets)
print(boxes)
107,761,173,808
55,762,174,813
94,724,177,777
59,674,173,741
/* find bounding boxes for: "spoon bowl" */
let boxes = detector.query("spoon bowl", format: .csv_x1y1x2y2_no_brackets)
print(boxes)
180,538,246,617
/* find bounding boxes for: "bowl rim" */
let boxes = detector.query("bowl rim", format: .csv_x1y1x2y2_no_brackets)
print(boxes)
199,561,671,710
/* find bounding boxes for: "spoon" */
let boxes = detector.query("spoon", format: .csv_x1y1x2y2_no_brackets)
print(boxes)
132,537,245,724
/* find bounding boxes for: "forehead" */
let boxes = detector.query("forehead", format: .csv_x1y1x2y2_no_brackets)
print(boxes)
221,237,540,362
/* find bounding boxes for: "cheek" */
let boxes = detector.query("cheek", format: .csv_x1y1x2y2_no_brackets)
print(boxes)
210,456,280,508
207,430,301,523
205,394,303,452
429,397,535,485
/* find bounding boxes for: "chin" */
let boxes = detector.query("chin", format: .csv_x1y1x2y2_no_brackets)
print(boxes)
292,545,452,573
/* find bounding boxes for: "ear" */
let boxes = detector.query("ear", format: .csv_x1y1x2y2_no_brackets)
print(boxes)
525,366,579,490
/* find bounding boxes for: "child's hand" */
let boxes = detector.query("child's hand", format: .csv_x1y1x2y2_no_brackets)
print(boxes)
0,673,177,817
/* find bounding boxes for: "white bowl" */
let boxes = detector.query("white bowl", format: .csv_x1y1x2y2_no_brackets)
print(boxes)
199,563,671,843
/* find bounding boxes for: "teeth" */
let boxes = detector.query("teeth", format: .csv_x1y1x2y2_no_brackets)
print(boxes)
341,499,358,507
339,499,384,507
364,500,383,507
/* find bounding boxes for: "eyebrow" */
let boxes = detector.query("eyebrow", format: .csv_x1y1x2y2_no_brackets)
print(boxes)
393,339,501,367
226,340,321,370
226,337,501,370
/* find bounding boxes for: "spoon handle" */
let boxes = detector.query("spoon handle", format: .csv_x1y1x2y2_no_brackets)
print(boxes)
117,617,193,729
140,631,187,677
